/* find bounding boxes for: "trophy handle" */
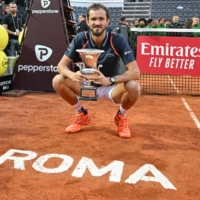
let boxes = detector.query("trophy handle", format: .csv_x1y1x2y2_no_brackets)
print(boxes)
97,64,103,71
74,62,85,70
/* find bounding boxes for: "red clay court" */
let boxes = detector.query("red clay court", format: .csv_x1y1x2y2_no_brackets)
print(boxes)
0,92,200,200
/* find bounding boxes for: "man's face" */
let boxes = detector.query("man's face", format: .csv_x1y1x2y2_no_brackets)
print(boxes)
4,6,10,13
173,16,179,23
129,23,134,27
87,8,109,37
139,20,145,26
9,4,17,14
165,20,171,25
193,17,199,25
79,15,85,22
160,18,165,25
134,20,139,26
153,20,158,27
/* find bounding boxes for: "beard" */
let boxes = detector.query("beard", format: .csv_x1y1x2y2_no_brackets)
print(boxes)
10,10,16,15
90,27,106,37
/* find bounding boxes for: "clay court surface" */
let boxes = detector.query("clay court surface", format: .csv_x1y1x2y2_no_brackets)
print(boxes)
0,92,200,200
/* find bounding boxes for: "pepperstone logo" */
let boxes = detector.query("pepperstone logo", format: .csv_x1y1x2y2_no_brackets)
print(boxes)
32,0,59,15
35,45,53,62
41,0,50,8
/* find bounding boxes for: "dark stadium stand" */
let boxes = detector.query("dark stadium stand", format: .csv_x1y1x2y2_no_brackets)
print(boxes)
72,0,199,31
73,6,122,31
151,0,200,25
122,1,151,23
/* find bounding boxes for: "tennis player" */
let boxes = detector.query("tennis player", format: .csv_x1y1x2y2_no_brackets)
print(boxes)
52,3,141,138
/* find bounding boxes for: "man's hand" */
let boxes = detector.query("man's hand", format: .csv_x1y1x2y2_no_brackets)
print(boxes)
70,71,88,82
88,70,111,86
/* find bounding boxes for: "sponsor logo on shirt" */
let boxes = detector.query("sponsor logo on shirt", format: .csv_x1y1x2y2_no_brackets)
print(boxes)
107,53,114,57
124,51,132,55
67,44,73,51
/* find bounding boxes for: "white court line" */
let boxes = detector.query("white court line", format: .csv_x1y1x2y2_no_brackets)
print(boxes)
167,75,180,94
167,76,200,131
181,98,200,131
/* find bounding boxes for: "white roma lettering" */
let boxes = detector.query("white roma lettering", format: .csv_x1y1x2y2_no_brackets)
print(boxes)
0,149,176,190
124,164,176,190
0,149,37,170
32,154,74,173
72,157,124,182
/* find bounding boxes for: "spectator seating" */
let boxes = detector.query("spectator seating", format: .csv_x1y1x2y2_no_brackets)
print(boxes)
72,6,122,31
151,0,200,25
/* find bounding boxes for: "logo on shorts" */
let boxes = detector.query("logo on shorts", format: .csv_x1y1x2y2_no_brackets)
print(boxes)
41,0,50,8
35,45,53,62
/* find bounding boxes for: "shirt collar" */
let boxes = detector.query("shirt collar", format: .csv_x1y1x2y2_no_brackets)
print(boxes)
89,31,109,47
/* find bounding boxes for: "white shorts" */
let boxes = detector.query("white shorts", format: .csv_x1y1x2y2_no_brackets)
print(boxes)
97,85,119,103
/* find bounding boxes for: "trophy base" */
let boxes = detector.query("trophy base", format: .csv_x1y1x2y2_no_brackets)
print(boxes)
79,86,98,101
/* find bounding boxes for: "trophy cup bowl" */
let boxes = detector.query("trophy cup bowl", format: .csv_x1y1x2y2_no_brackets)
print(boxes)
76,49,104,101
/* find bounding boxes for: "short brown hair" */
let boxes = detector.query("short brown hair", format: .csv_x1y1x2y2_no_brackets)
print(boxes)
158,17,165,22
9,2,17,7
87,3,109,20
80,14,86,19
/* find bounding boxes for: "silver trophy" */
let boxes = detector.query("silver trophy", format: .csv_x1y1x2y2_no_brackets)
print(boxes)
76,49,104,101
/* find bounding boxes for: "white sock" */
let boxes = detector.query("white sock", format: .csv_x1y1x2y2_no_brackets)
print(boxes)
119,105,128,116
72,101,83,113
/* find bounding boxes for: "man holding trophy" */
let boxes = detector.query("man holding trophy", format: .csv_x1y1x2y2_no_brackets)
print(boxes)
52,3,141,138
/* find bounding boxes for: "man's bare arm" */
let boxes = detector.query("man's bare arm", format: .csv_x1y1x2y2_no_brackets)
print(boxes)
2,24,17,36
89,61,140,86
57,55,88,83
57,55,74,79
116,60,140,83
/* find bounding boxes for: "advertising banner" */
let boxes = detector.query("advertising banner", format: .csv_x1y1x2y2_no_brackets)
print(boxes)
137,36,200,77
14,0,71,91
0,75,13,93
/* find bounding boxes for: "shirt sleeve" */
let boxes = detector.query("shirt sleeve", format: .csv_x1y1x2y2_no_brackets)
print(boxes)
64,34,83,62
2,15,8,25
113,33,135,65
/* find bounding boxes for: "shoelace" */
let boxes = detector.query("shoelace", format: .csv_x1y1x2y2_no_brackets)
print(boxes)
117,116,128,131
71,114,88,125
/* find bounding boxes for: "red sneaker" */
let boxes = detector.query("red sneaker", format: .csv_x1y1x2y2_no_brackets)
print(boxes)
114,113,131,138
65,112,91,133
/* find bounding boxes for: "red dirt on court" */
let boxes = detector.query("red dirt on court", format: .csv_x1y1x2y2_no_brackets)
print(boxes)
0,93,200,200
